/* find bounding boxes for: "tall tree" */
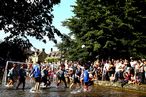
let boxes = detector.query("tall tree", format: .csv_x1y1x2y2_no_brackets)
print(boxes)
0,40,31,64
0,0,62,44
56,34,91,63
0,0,63,64
62,0,146,62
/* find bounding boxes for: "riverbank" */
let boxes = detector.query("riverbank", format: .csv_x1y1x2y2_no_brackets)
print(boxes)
94,81,146,93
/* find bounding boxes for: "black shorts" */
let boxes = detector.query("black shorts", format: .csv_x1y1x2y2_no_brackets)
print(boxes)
35,77,41,82
19,77,25,82
8,76,14,82
84,82,89,85
88,80,93,86
73,77,80,84
84,81,93,86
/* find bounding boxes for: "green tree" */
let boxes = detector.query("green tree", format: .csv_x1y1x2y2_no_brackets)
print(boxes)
56,34,90,63
0,0,62,44
0,0,63,65
45,57,59,63
62,0,146,62
0,40,31,63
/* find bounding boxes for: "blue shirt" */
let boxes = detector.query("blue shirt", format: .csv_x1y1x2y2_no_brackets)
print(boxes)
33,64,41,78
83,70,89,82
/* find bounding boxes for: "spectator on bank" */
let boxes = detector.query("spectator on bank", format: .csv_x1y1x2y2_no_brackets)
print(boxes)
114,60,124,82
121,71,131,87
130,60,137,75
108,60,115,78
143,61,146,83
139,60,145,84
102,60,110,81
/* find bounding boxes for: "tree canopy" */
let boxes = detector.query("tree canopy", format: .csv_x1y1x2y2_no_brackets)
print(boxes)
0,0,62,45
58,0,146,63
0,0,62,64
0,40,31,66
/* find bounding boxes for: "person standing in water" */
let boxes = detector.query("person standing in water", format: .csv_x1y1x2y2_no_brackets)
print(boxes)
16,64,26,91
7,64,17,86
83,64,89,92
31,61,41,92
56,63,68,88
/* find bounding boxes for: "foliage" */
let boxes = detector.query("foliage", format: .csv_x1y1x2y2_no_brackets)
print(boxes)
0,0,63,65
0,0,62,44
56,34,90,63
60,0,146,63
45,57,60,63
0,40,32,64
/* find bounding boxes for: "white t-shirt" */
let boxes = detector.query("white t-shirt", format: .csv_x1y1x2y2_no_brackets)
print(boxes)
130,61,137,68
103,63,110,71
115,63,122,72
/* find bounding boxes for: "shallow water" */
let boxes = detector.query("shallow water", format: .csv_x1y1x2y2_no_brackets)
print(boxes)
0,84,146,97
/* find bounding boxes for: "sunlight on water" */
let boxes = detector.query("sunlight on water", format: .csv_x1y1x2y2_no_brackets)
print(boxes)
0,84,146,97
1,62,146,97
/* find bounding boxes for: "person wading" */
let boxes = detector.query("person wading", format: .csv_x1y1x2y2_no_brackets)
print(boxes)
56,63,67,88
31,61,41,92
16,64,26,91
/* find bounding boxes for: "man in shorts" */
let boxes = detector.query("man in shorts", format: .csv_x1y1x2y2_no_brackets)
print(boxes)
83,64,89,92
31,61,41,92
56,63,67,88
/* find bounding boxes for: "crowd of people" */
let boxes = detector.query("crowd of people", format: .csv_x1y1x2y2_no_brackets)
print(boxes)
100,59,146,87
6,61,94,92
6,58,146,92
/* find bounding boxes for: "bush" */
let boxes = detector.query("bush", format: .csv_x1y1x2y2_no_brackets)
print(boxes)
45,57,60,63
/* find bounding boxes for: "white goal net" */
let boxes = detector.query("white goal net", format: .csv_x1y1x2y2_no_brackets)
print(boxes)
2,61,32,87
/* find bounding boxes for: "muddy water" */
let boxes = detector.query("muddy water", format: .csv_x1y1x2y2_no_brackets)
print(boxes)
0,85,146,97
0,72,146,97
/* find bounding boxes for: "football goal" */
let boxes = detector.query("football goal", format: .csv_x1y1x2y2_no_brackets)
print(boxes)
2,61,32,87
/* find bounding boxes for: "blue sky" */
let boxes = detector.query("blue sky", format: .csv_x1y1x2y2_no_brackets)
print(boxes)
0,0,75,53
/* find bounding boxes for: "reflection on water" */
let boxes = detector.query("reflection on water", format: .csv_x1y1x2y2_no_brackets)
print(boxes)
0,85,146,97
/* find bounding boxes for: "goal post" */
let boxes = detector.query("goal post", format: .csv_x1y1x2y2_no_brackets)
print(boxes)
2,61,32,86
